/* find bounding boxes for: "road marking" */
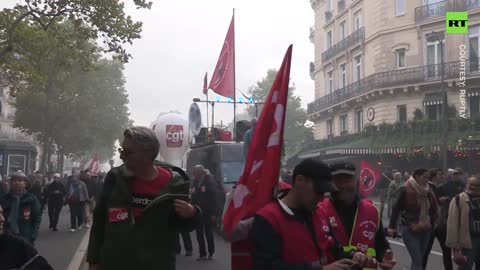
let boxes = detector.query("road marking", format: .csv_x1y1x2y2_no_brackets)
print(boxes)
67,228,91,270
388,239,443,256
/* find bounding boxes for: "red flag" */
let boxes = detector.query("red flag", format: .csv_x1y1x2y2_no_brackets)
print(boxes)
87,153,100,175
222,45,293,234
358,160,382,198
203,72,208,94
208,16,234,98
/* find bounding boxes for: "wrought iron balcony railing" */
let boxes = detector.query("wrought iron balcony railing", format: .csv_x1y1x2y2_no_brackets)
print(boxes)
309,27,314,43
321,27,365,63
325,11,333,24
310,62,315,80
307,58,480,115
415,1,446,22
415,0,480,22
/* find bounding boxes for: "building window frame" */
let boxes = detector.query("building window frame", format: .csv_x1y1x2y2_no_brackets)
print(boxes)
469,25,480,72
353,9,362,31
396,48,406,69
326,29,333,49
339,114,348,134
327,119,334,137
397,104,407,122
355,109,363,133
469,95,480,118
339,20,347,40
339,62,347,89
395,0,406,16
326,69,334,95
353,54,362,82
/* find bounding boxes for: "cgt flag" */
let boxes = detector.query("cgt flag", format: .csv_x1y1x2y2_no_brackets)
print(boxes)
358,160,382,198
222,45,293,235
208,15,234,98
87,153,100,175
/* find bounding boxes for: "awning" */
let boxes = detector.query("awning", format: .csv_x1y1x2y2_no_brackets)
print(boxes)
423,93,443,106
468,90,480,97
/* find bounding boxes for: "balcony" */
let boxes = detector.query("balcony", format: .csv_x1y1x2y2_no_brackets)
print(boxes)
309,27,314,44
310,62,315,80
338,0,346,12
325,11,333,24
321,27,365,63
307,58,480,115
415,0,480,22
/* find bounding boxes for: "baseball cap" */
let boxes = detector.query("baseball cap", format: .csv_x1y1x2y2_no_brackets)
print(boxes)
293,158,337,194
330,161,356,176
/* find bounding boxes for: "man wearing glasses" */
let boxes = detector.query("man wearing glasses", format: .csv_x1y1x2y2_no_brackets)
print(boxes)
87,126,201,270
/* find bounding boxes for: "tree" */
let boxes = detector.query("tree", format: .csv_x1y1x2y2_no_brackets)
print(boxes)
0,0,151,62
2,19,130,172
246,69,309,156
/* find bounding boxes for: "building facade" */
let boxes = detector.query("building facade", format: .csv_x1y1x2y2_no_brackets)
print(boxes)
308,0,480,140
0,86,38,176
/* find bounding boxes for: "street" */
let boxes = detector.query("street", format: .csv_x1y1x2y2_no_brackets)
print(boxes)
35,207,89,270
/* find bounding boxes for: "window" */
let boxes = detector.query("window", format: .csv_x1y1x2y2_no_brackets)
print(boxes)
426,32,444,77
7,155,26,176
356,110,363,132
220,161,245,184
326,30,333,49
353,10,362,31
470,96,480,117
426,104,442,120
396,49,406,68
326,70,334,94
397,105,407,122
340,115,347,134
469,25,480,72
354,55,362,82
326,0,332,11
339,21,347,40
339,63,347,88
327,119,333,137
395,0,406,16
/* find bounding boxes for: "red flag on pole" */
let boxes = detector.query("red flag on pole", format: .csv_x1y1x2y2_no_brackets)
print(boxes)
87,153,100,175
222,45,293,235
208,16,234,98
203,72,208,94
358,160,382,198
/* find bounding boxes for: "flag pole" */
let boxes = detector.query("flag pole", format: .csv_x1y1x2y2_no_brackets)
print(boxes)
206,91,209,131
232,8,237,142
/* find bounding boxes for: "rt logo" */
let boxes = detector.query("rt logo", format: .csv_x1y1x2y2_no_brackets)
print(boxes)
446,12,468,34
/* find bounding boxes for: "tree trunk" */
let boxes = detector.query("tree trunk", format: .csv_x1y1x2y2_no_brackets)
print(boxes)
40,137,48,173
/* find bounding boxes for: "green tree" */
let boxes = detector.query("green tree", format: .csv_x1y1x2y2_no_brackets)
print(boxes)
2,19,130,172
0,0,151,62
246,69,309,156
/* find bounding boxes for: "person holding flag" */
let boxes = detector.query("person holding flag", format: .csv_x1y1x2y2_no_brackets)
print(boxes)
317,161,396,270
252,159,376,270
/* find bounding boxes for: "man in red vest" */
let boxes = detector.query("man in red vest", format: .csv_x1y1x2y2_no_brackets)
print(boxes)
318,161,396,270
252,158,375,270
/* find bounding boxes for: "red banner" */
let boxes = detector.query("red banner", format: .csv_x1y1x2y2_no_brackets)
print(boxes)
208,16,234,98
203,72,208,94
222,45,293,235
358,160,382,198
87,153,99,175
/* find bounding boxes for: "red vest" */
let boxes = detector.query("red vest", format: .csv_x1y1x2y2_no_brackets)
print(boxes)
256,201,335,265
318,198,379,257
231,239,253,270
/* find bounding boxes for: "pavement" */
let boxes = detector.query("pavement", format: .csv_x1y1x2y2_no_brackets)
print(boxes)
35,206,89,270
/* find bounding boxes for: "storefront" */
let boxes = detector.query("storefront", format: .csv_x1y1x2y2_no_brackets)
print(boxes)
0,140,38,177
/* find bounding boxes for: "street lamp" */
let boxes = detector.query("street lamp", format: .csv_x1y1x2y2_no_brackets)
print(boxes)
427,31,448,174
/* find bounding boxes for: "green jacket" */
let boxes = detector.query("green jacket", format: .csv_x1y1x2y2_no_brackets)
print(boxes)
86,162,201,270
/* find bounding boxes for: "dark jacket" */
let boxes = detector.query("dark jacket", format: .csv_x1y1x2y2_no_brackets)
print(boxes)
45,181,66,202
191,175,218,216
67,180,89,203
0,192,42,243
0,233,53,270
388,184,438,228
86,162,201,270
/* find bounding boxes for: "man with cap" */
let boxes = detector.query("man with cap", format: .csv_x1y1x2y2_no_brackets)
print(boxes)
0,171,42,244
252,158,374,270
317,161,395,270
